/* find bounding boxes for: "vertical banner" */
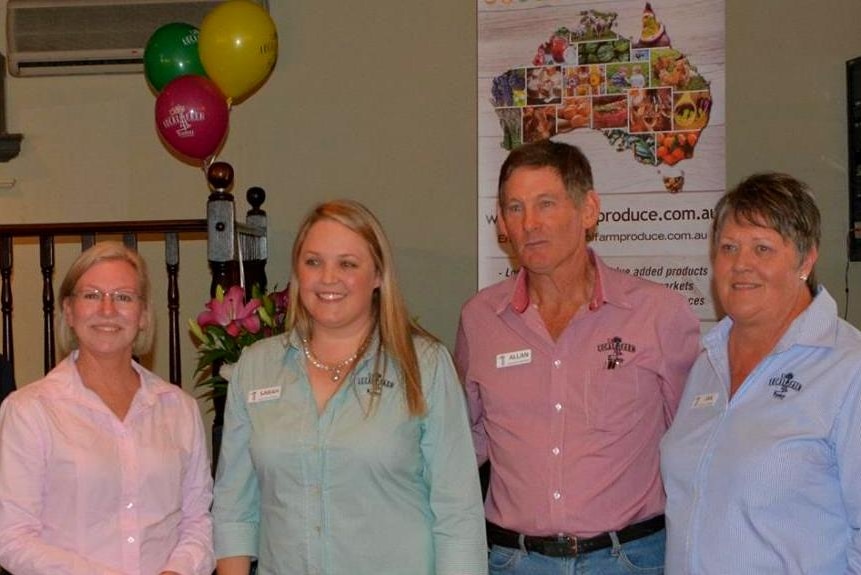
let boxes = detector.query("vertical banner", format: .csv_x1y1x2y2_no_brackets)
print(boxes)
478,0,725,320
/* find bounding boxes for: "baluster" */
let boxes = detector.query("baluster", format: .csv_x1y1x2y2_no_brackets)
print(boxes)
1,235,13,380
39,235,55,373
165,232,181,386
81,234,95,251
123,233,138,251
244,186,268,294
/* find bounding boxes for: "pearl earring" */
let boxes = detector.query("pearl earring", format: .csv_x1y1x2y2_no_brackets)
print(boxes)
800,274,808,281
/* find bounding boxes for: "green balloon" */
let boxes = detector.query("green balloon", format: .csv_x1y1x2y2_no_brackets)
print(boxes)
145,22,207,93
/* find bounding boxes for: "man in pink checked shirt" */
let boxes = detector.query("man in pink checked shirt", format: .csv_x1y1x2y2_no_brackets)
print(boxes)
454,140,699,575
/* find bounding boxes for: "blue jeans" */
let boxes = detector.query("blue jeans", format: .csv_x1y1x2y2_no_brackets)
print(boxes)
488,529,665,575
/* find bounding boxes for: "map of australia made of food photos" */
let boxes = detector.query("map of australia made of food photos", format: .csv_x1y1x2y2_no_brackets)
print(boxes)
490,3,712,168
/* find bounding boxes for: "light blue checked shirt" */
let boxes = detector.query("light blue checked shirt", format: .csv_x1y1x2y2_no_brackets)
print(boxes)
661,288,861,574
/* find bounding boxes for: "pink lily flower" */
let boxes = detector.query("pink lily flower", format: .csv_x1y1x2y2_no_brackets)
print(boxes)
197,285,262,337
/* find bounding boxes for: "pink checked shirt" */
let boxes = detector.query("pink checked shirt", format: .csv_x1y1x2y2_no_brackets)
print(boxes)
454,251,700,538
0,353,214,575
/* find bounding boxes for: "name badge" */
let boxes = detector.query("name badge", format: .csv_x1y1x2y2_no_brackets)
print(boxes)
691,393,717,408
248,386,282,404
496,349,532,368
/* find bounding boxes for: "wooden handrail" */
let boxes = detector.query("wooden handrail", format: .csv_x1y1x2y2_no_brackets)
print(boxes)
0,219,207,236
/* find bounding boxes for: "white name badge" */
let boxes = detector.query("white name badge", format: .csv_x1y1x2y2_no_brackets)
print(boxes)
496,349,532,368
248,386,282,404
691,393,718,408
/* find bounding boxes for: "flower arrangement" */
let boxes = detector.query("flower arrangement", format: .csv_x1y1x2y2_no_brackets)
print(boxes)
189,283,289,399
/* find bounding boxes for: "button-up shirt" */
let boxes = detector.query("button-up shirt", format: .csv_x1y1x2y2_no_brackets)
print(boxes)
213,333,487,575
660,288,861,574
0,353,214,575
455,251,700,537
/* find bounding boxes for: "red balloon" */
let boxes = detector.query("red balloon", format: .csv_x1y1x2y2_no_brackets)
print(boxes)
155,75,228,161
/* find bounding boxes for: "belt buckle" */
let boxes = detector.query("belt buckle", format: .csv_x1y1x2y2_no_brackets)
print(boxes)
544,534,578,557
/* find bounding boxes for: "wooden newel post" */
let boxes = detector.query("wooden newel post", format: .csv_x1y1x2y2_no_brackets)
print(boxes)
206,161,239,297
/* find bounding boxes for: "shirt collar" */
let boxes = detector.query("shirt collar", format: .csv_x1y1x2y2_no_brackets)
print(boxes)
503,249,623,315
47,351,170,411
704,286,839,353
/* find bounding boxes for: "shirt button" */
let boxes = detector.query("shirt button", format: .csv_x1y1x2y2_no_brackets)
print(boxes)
552,447,560,455
126,502,134,509
127,536,135,543
554,403,563,412
553,359,562,367
553,491,561,500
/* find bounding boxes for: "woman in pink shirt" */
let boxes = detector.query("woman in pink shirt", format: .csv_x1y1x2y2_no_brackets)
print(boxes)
0,242,214,575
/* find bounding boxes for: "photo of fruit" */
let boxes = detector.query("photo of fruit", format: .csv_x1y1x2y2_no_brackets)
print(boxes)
558,96,592,132
656,131,700,166
673,91,711,131
578,38,631,65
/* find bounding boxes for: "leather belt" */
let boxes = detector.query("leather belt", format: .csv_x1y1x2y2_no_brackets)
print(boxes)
487,515,665,558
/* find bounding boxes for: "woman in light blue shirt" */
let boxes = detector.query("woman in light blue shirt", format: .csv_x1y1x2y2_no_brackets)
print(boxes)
660,173,861,574
213,199,487,575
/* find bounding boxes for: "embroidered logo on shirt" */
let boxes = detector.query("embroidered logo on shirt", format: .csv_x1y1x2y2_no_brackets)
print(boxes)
692,393,718,408
247,386,282,403
596,336,636,370
355,373,396,396
496,349,532,368
768,372,802,399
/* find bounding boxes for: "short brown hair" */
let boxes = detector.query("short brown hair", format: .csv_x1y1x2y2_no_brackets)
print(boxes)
712,172,821,291
498,140,594,205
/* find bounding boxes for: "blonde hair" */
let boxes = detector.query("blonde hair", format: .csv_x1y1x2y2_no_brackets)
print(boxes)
287,200,432,417
57,241,155,358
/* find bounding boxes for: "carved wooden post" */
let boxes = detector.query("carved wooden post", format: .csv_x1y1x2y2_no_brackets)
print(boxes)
165,232,181,386
39,235,55,373
243,186,268,295
206,161,239,297
1,235,13,380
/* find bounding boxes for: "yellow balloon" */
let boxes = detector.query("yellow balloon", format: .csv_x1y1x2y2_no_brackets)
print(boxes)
199,0,278,104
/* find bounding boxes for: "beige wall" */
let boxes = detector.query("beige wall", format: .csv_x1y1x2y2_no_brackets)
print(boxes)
1,0,860,395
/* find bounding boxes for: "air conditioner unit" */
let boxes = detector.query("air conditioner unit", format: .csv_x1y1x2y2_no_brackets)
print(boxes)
6,0,268,77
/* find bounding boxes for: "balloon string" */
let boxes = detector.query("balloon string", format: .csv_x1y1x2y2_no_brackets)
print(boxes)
203,154,216,175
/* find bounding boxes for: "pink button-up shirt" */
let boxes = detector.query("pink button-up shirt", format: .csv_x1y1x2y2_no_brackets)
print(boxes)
454,252,700,538
0,354,214,575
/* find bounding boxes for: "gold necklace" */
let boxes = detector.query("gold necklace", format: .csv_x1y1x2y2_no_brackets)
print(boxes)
301,336,368,383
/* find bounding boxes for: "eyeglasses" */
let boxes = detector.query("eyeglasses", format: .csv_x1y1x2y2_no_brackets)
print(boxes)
72,289,142,307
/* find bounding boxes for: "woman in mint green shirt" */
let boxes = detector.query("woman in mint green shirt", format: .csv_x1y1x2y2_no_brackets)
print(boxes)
213,200,487,575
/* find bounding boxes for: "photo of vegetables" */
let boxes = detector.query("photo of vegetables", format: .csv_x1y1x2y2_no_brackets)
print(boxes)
491,68,527,108
496,108,523,151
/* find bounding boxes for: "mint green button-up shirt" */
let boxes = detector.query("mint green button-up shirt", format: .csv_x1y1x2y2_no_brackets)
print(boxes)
213,333,488,575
